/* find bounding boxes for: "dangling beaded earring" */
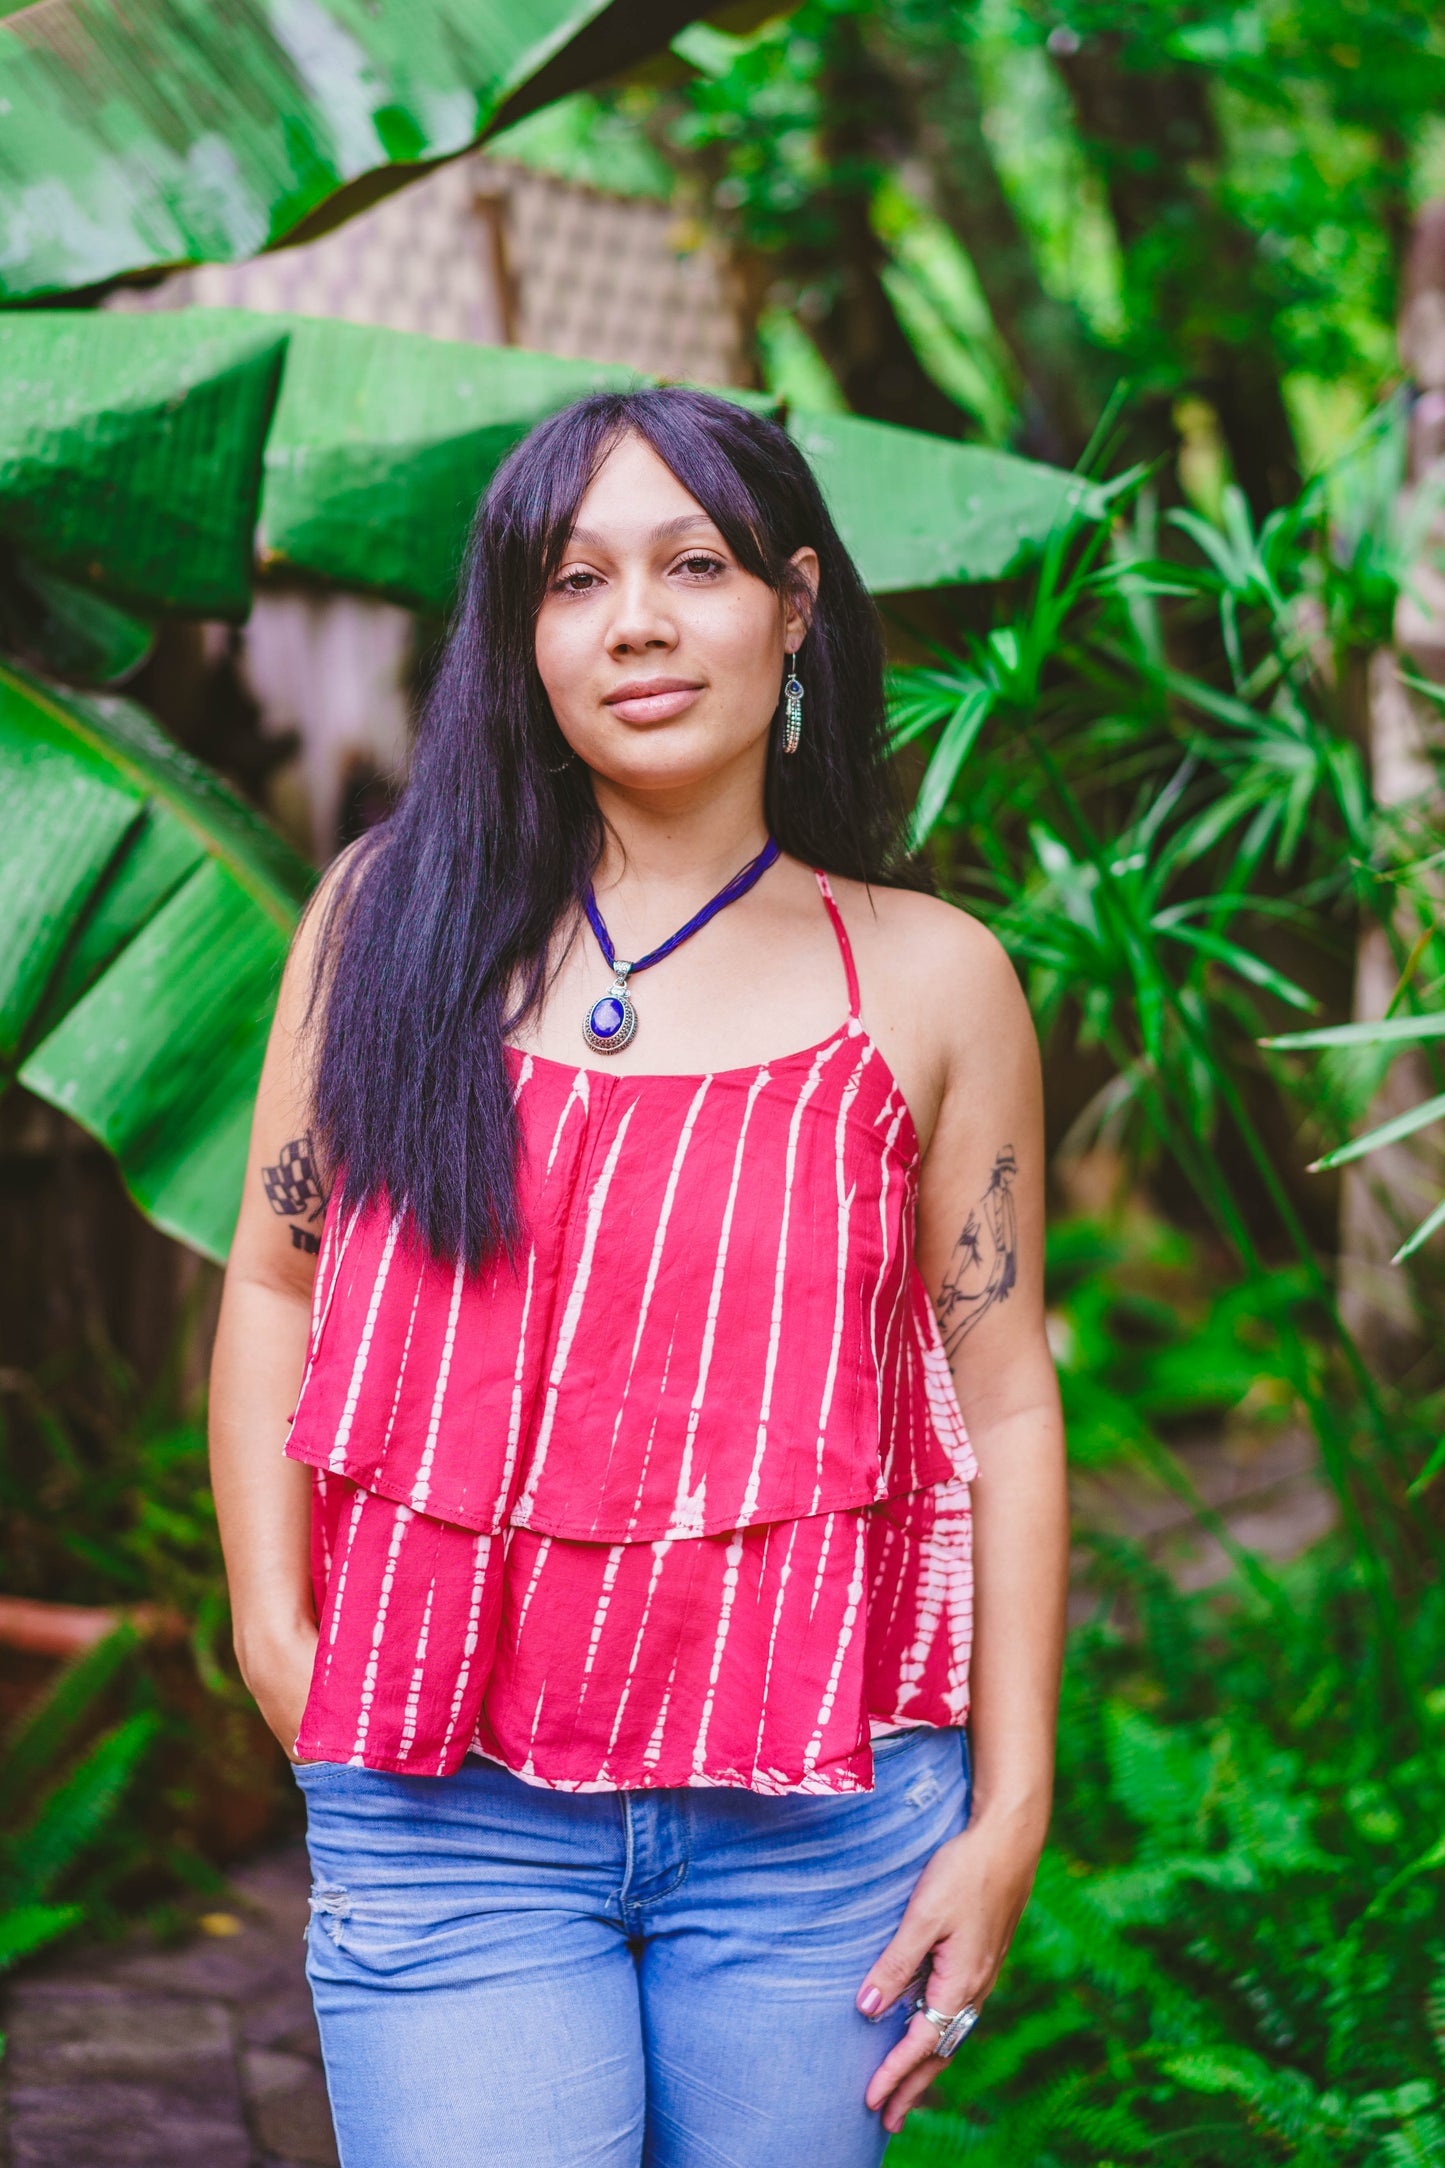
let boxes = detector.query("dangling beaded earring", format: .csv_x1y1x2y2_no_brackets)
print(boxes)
783,651,804,755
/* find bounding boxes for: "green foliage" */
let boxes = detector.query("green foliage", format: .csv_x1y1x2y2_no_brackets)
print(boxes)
0,1340,293,1962
0,306,1088,638
0,0,718,302
896,1547,1445,2165
0,1631,160,1978
588,0,1443,491
0,1333,224,1624
888,405,1429,1260
885,396,1445,1745
0,660,313,1261
1047,1214,1307,1471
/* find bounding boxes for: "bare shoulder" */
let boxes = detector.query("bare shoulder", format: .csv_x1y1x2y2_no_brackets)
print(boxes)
820,874,1033,1145
829,876,1027,1037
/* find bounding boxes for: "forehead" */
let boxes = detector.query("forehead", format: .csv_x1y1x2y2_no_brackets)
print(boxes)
566,430,719,545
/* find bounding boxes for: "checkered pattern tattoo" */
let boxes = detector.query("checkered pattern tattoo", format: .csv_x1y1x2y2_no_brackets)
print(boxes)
262,1136,322,1221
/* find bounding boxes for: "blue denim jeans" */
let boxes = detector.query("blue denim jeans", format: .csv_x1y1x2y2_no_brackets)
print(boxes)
296,1725,970,2167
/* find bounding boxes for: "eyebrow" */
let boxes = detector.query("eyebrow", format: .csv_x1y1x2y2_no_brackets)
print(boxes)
565,513,723,553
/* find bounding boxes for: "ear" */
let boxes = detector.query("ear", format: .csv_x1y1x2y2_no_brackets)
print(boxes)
783,547,820,650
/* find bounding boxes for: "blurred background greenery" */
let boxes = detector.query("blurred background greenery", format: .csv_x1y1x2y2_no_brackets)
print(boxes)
2,0,1444,2159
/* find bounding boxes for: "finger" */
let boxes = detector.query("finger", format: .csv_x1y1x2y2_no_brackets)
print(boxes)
882,2056,945,2137
854,1899,940,2019
864,2011,949,2111
865,1944,988,2112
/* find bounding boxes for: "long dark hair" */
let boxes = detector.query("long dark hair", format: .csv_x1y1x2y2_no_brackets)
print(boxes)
310,387,916,1272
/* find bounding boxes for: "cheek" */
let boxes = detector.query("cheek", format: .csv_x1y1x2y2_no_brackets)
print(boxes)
533,609,589,716
690,595,783,715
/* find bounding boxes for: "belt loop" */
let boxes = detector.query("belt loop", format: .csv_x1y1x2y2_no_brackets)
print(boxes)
619,1790,636,1910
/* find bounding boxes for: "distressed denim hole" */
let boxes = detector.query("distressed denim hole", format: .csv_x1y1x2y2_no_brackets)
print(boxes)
904,1769,942,1811
309,1882,352,1946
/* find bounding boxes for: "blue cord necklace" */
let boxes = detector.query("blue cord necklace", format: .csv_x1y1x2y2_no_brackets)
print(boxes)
581,836,781,1054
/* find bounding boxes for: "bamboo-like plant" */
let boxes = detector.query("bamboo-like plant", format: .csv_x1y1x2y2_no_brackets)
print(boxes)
886,406,1442,1675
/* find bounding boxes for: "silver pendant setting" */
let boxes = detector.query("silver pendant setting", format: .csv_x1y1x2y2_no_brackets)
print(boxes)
583,963,637,1055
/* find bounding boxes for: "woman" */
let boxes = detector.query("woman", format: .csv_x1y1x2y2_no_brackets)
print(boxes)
210,387,1068,2166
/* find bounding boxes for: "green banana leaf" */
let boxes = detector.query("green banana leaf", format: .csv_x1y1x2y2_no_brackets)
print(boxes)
0,308,1089,625
0,0,712,304
260,323,645,608
1,558,156,685
0,311,288,618
789,413,1098,593
0,658,312,1261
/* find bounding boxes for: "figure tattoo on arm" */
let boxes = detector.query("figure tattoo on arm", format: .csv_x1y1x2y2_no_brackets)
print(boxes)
261,1134,327,1254
935,1145,1018,1356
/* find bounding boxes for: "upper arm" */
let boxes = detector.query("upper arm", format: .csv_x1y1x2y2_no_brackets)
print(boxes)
226,866,346,1303
913,910,1051,1428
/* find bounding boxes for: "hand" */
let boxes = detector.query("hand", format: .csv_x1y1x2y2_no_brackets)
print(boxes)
856,1810,1044,2135
237,1620,320,1763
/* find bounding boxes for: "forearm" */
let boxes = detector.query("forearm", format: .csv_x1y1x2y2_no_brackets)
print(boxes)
209,1271,316,1682
858,1385,1070,2128
964,1391,1069,1845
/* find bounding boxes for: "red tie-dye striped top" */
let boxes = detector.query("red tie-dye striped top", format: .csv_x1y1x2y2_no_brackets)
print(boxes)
286,871,977,1793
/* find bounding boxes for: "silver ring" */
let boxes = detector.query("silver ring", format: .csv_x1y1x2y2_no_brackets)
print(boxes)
915,1999,980,2060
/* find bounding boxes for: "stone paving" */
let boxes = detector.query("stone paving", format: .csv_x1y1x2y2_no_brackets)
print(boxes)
0,1846,337,2168
0,1427,1335,2166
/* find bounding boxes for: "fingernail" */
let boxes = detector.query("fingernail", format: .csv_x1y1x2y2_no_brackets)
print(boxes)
857,1984,882,2016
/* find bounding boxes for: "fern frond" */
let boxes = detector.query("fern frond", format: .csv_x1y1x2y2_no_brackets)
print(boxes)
0,1623,139,1821
0,1900,86,1975
7,1711,160,1903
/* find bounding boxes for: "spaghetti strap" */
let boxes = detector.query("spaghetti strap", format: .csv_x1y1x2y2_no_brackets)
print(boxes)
814,869,862,1020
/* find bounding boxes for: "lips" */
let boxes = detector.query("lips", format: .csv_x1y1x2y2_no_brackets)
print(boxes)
603,678,704,724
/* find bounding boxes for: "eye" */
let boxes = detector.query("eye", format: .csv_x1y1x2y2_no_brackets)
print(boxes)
553,568,600,595
675,553,726,580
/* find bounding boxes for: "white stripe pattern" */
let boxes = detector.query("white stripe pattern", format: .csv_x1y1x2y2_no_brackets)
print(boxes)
289,871,978,1793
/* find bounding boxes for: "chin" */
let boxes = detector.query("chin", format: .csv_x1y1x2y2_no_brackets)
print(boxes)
587,726,752,791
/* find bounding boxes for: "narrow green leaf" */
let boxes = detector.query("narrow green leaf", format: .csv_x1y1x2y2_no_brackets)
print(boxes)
1160,924,1318,1012
0,1623,139,1823
1310,1091,1445,1172
908,687,994,846
1406,1428,1445,1495
1264,1015,1445,1052
10,1713,160,1904
1394,1194,1445,1267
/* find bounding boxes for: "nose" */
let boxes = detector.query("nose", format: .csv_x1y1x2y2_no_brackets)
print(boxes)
605,570,678,658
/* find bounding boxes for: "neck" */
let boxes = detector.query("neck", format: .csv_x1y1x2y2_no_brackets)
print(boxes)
589,752,772,900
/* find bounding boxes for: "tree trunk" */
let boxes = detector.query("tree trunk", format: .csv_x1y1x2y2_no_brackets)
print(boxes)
776,11,971,436
1339,202,1445,1371
865,1,1111,466
644,17,970,438
1042,22,1300,517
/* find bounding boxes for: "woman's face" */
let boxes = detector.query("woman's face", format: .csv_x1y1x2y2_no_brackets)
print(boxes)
533,430,817,794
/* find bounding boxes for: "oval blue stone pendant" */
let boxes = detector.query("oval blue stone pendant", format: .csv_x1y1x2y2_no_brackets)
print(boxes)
583,966,638,1055
578,841,779,1058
